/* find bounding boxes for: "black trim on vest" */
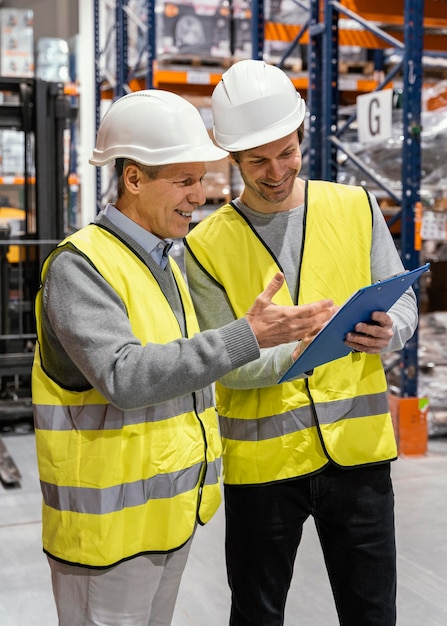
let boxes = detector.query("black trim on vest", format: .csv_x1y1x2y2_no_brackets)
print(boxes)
361,186,374,229
183,239,239,321
43,536,191,571
93,222,175,299
304,377,333,464
183,237,225,291
38,244,98,392
295,181,309,305
170,270,190,339
93,222,188,340
229,201,286,275
37,344,94,393
94,222,152,272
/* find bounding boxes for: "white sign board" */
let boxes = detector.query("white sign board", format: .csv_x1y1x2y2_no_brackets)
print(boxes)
357,89,393,144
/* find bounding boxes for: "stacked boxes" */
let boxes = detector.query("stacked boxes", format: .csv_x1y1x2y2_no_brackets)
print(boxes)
124,0,251,64
0,130,26,177
0,8,34,78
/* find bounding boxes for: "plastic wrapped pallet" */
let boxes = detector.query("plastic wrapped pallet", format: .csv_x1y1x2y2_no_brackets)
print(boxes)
36,37,70,83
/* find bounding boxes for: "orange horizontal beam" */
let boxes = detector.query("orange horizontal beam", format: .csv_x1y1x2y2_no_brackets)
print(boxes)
265,20,447,51
340,0,447,27
101,68,224,99
289,76,310,91
265,22,310,44
0,176,35,185
266,21,385,47
152,68,223,88
102,72,385,98
64,82,79,96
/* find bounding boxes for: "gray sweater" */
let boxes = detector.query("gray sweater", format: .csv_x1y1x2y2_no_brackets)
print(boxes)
39,212,260,410
185,194,419,389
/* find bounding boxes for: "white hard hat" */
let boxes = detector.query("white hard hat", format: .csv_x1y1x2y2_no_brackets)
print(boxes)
89,89,228,167
212,60,306,152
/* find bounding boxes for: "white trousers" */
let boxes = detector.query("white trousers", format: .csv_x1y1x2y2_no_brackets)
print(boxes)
47,539,192,626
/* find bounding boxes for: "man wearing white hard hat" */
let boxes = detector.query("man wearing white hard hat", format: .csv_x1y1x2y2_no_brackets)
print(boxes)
185,61,418,625
31,89,334,626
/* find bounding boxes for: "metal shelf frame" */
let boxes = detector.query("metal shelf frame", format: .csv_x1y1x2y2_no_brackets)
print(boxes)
307,0,425,397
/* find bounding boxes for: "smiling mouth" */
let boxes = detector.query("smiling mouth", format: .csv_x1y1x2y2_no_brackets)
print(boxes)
262,177,289,188
176,210,193,218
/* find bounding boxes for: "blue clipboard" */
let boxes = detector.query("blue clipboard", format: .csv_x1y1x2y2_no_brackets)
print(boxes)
278,263,430,383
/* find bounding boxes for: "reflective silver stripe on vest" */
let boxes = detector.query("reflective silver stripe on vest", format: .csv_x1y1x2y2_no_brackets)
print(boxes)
204,457,221,485
194,387,214,414
40,458,220,514
219,392,388,442
219,404,314,441
314,392,389,425
34,387,214,432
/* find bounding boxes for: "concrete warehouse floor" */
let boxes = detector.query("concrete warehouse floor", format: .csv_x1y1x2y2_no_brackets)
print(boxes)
1,430,446,626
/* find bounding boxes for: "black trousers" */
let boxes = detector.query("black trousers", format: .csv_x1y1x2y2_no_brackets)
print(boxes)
225,463,396,626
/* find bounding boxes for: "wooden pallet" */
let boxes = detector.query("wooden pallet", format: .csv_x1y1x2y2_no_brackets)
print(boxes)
264,53,304,73
339,60,374,75
423,64,447,79
157,54,232,69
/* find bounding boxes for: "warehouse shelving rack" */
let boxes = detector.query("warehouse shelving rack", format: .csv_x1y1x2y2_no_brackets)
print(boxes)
307,0,425,397
92,0,447,399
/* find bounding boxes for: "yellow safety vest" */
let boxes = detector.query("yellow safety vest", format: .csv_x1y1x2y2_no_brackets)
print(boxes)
32,224,222,568
186,180,397,485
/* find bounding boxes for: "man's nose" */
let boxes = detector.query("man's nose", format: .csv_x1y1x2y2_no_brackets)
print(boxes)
266,160,283,179
189,182,206,206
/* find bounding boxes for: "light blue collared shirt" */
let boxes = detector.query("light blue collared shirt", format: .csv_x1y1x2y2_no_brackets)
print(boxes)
103,204,173,269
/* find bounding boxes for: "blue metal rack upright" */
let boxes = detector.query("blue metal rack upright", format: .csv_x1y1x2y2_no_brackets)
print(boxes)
400,0,424,398
251,0,265,61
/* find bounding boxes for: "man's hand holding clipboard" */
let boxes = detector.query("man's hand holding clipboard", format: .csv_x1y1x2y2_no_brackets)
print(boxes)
278,263,430,383
344,309,394,354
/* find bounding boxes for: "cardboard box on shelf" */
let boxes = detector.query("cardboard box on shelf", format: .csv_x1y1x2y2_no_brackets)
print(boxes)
124,0,251,68
0,130,28,177
0,8,34,78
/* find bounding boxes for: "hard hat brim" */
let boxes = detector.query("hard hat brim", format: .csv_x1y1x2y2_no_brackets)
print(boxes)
89,143,228,167
89,89,229,168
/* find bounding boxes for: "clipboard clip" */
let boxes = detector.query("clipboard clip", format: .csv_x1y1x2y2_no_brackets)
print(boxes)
377,270,409,282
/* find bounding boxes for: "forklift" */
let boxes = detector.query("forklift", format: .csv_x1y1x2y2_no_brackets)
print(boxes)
0,77,76,486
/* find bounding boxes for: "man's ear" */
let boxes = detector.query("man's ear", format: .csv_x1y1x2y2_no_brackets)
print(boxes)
124,164,142,194
228,153,239,167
